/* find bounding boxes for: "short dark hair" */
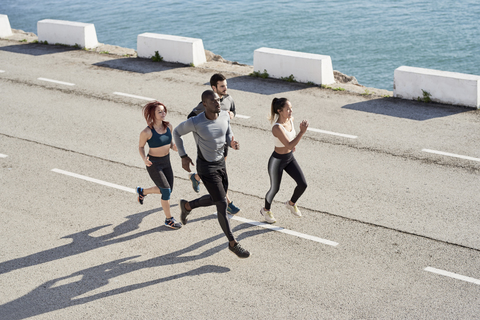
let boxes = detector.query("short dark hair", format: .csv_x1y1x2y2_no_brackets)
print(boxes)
201,90,215,103
210,73,226,87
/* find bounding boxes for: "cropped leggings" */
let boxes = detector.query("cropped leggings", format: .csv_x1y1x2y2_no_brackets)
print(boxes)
265,151,307,210
146,154,174,200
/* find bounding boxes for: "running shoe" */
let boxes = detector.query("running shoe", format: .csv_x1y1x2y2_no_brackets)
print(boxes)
190,173,200,193
179,199,191,225
285,201,302,217
136,186,145,205
260,207,276,224
228,242,250,258
164,217,182,230
227,201,240,215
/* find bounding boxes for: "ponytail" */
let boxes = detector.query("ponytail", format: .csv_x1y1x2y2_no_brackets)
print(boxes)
269,97,289,123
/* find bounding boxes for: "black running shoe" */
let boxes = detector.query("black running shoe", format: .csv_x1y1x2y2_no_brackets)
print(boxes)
179,199,191,225
228,242,250,258
164,217,182,230
136,186,145,205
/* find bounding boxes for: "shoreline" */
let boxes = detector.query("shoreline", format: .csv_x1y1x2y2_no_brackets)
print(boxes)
3,29,393,97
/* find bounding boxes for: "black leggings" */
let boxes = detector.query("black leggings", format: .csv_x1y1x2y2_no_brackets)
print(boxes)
189,161,234,241
265,151,307,210
146,154,174,200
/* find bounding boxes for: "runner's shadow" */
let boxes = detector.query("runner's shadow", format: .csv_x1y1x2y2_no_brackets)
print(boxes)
0,233,229,320
0,207,172,275
0,216,271,319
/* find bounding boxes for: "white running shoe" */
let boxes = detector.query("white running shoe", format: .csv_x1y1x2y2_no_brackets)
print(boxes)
285,201,302,217
260,207,276,224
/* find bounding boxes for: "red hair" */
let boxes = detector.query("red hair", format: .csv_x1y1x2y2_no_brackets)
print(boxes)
142,101,169,128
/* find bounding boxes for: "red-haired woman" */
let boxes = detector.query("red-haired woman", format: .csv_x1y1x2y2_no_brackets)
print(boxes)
136,101,182,229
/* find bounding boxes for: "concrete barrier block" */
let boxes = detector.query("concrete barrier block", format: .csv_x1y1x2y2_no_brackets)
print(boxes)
253,47,335,85
137,33,207,66
37,19,99,49
394,66,480,109
0,14,13,38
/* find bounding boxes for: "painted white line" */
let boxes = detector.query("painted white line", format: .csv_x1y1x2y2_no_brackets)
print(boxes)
217,213,338,246
0,154,8,158
51,168,136,193
53,168,336,246
113,92,156,101
0,70,5,73
307,127,357,139
424,267,480,285
235,114,251,119
422,149,480,162
38,77,75,86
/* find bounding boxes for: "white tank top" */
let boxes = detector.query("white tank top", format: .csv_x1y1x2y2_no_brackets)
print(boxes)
273,119,296,148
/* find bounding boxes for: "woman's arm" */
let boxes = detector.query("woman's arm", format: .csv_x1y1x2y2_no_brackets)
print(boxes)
272,120,309,150
138,127,152,166
169,124,178,152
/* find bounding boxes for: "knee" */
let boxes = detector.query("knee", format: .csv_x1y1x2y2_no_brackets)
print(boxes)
160,187,171,201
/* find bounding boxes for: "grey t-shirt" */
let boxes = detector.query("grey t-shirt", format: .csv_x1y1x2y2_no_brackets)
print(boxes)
173,111,233,162
188,94,236,118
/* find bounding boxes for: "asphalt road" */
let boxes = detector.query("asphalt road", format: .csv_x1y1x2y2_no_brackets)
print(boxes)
1,40,479,319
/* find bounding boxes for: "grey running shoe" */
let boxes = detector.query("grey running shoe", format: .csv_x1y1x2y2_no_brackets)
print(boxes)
285,201,302,217
260,207,276,224
228,242,250,258
190,173,200,193
165,217,182,230
179,199,191,225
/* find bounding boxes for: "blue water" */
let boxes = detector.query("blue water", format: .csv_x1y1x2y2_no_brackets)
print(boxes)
2,0,479,90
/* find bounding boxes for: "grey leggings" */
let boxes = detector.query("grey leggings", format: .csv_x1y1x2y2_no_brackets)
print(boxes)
265,151,307,210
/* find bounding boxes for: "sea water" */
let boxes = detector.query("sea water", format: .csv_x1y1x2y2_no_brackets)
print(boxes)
1,0,479,90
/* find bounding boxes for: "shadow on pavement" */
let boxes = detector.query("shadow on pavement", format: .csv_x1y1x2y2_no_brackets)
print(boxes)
92,57,187,74
0,43,77,56
227,75,308,95
342,97,473,121
0,214,270,319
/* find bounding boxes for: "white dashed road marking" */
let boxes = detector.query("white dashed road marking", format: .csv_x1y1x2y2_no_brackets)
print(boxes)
51,168,135,193
38,77,75,86
425,267,480,285
307,127,358,139
113,92,156,101
0,154,8,158
235,114,251,119
52,168,337,246
422,149,480,162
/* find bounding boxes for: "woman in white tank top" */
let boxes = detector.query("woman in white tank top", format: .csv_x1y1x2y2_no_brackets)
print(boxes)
260,98,309,224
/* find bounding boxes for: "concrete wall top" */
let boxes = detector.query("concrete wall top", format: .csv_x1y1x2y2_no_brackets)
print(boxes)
396,66,480,82
139,32,203,44
255,47,332,60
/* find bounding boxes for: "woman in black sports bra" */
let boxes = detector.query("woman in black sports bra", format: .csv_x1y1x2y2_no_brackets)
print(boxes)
136,101,182,230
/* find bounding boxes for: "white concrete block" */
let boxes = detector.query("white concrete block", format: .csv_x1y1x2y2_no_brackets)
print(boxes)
394,66,480,109
37,19,99,49
0,14,13,38
137,33,207,66
253,47,335,85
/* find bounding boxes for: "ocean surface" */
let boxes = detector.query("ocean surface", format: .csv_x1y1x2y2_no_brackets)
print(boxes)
2,0,479,90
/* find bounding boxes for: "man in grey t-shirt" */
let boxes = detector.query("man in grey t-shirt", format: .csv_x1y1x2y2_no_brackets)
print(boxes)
173,90,250,259
186,74,241,215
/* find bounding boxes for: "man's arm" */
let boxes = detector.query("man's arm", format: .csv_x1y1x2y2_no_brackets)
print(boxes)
173,118,196,158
